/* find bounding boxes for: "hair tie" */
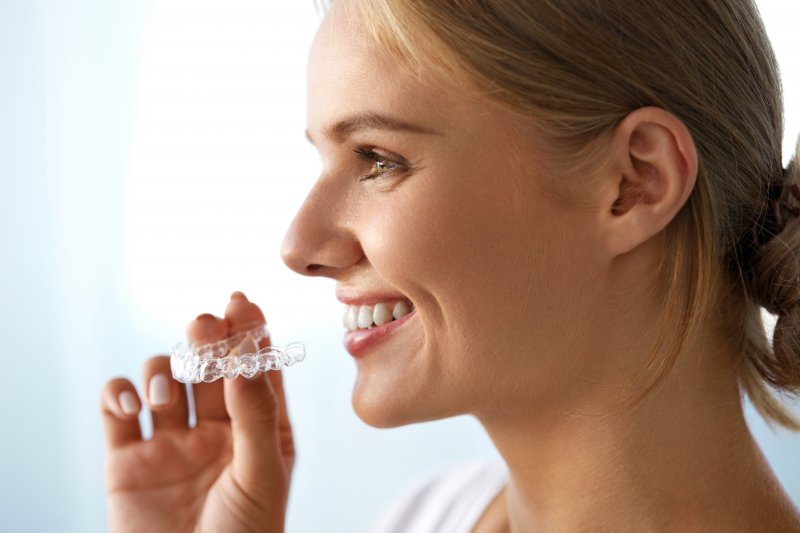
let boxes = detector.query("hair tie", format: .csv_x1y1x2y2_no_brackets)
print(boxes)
749,169,800,250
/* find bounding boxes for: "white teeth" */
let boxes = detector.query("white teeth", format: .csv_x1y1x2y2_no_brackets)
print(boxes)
373,302,393,326
392,301,412,320
346,305,359,331
343,299,415,331
357,305,373,328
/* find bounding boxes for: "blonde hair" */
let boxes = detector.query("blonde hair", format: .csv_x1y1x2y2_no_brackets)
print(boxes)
322,0,800,429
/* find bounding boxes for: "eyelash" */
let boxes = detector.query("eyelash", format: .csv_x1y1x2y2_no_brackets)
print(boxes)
353,146,408,182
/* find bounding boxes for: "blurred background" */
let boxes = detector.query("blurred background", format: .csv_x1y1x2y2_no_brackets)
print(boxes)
1,1,798,531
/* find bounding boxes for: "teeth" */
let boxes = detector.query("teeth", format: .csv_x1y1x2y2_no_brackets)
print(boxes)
346,305,359,331
392,301,412,320
373,302,393,326
357,305,373,328
343,299,415,331
343,305,354,330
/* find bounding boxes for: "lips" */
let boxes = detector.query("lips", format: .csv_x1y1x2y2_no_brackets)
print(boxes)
343,308,417,358
336,291,413,306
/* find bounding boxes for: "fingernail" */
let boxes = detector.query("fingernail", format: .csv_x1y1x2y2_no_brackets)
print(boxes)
231,291,247,301
149,374,171,406
119,390,139,415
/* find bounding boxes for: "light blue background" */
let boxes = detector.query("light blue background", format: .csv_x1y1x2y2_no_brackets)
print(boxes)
1,1,798,532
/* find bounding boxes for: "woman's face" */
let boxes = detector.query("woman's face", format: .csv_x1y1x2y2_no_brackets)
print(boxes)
281,2,610,427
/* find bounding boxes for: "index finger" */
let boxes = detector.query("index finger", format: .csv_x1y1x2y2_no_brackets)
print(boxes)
186,312,230,421
225,292,295,473
224,291,266,336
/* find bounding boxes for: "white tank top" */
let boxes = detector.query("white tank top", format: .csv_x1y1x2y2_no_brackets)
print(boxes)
365,457,509,533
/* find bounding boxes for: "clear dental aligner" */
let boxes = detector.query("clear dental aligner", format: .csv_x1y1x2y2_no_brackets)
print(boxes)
170,324,307,384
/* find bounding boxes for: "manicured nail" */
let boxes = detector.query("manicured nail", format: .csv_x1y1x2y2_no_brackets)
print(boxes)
149,374,171,406
119,390,139,415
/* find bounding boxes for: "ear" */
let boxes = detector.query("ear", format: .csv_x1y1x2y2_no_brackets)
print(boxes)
597,106,698,258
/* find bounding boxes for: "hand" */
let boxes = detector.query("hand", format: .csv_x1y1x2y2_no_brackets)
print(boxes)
100,292,295,533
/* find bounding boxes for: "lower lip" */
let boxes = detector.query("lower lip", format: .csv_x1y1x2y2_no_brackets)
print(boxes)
343,310,417,358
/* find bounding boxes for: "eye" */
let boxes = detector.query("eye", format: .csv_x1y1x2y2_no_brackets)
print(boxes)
353,146,409,182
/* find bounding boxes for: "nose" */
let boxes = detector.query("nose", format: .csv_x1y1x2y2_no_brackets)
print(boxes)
280,180,362,277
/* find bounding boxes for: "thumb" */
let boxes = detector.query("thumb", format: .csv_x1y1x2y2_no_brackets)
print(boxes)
223,356,288,497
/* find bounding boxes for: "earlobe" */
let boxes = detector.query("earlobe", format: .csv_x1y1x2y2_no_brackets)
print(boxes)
601,107,698,257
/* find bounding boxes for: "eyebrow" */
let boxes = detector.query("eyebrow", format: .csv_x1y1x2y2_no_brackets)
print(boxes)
305,112,440,145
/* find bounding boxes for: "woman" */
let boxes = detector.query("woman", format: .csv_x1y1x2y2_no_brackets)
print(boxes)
100,0,800,531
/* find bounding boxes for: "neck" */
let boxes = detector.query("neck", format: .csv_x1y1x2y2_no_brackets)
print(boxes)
476,336,796,532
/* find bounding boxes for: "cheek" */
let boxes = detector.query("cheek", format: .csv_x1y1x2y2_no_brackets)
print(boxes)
361,170,561,354
355,163,601,409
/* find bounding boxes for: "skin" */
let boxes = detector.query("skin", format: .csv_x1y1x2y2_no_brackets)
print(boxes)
101,292,294,532
101,1,800,532
280,2,800,532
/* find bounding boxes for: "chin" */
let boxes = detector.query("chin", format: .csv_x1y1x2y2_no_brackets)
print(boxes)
350,376,461,428
351,381,418,428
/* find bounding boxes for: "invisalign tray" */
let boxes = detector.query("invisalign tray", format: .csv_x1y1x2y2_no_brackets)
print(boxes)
170,323,306,384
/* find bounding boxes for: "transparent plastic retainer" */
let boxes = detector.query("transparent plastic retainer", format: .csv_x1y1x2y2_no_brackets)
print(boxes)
170,323,306,384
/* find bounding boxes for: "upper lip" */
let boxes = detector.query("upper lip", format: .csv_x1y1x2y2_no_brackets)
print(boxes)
336,288,413,307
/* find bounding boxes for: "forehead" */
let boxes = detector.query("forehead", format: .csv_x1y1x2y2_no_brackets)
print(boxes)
306,2,459,138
